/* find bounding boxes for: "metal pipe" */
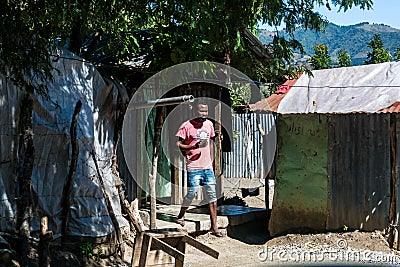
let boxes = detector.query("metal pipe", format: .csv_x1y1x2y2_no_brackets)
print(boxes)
128,95,194,110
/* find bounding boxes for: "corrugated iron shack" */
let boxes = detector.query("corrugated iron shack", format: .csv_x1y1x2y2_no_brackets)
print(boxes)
121,80,235,206
250,62,400,247
119,28,272,209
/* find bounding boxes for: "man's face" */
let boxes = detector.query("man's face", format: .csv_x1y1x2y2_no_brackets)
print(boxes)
195,104,208,121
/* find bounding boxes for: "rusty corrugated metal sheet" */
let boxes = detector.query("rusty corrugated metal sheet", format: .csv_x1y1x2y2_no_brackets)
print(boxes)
327,113,391,231
378,102,400,113
249,94,284,113
250,76,300,112
395,114,400,245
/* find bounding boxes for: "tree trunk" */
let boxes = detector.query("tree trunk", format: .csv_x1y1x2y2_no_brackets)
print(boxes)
16,94,34,267
61,100,82,243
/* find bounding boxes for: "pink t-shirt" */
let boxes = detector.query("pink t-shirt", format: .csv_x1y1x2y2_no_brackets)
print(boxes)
176,119,215,170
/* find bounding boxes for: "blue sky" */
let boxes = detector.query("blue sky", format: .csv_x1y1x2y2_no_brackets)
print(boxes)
260,1,400,29
317,0,400,29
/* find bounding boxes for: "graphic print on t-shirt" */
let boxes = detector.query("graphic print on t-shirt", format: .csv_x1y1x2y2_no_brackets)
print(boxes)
176,119,215,170
188,126,210,161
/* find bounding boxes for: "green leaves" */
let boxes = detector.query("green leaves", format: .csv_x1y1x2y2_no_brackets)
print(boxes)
333,0,373,12
337,50,352,67
309,43,332,70
0,0,377,97
364,33,392,64
394,45,400,61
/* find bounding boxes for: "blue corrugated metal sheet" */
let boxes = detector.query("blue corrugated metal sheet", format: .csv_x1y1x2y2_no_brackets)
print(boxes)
223,113,276,179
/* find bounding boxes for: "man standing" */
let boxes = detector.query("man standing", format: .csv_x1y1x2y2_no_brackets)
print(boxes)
174,98,222,237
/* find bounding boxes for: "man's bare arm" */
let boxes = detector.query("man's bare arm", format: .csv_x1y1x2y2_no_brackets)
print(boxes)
210,136,215,158
177,137,198,150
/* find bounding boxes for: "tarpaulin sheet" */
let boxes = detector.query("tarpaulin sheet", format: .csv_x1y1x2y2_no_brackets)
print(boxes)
0,50,129,238
0,75,24,231
278,62,400,114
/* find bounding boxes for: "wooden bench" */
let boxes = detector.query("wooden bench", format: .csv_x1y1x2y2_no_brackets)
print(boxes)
131,228,219,267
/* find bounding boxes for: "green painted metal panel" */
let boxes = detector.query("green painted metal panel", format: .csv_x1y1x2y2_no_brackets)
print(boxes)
141,89,171,198
269,114,328,236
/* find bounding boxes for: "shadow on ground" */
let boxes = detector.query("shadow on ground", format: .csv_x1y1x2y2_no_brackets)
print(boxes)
226,209,271,245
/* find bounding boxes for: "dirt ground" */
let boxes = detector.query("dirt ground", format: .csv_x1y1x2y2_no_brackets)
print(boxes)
116,180,398,267
183,221,393,267
6,181,398,266
182,182,396,267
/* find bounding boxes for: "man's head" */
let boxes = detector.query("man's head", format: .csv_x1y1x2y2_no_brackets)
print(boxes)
194,98,208,122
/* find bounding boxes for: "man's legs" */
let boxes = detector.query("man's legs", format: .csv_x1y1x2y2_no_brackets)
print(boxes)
175,170,200,226
208,201,218,232
177,207,188,219
203,169,222,236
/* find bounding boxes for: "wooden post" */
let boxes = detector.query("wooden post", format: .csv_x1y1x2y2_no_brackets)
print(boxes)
39,217,53,267
150,107,165,229
175,239,186,267
17,94,34,266
138,233,152,267
136,109,144,207
119,184,147,233
172,154,181,204
61,100,82,243
92,151,124,256
215,90,223,199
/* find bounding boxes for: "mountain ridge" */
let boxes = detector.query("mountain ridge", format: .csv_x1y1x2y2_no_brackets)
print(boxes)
258,22,400,65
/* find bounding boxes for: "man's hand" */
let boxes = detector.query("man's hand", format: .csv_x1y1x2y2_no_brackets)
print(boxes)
194,139,207,149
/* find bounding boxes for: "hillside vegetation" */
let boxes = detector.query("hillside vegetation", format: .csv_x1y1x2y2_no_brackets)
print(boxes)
258,22,400,65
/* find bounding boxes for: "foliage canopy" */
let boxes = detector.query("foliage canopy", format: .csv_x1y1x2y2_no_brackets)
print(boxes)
394,45,400,61
364,33,392,64
309,43,332,70
0,0,373,95
337,50,352,67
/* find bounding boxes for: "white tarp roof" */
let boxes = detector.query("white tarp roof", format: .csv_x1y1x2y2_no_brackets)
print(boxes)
278,61,400,114
0,50,129,238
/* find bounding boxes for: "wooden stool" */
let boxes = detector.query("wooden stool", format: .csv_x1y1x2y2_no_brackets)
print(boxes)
131,228,219,267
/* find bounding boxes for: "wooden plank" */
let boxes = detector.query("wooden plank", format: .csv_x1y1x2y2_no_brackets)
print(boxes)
172,155,181,204
132,234,176,267
131,233,143,267
138,234,152,267
150,237,185,262
146,229,186,238
39,216,53,267
214,96,223,200
145,251,174,266
175,239,186,267
182,235,219,259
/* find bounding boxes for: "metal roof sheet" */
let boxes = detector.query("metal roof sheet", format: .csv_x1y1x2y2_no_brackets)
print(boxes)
250,76,299,112
252,62,400,114
378,102,400,113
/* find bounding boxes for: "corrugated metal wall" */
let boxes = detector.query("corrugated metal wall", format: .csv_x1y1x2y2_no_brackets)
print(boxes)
327,113,391,231
120,85,232,203
395,114,400,248
222,113,276,179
